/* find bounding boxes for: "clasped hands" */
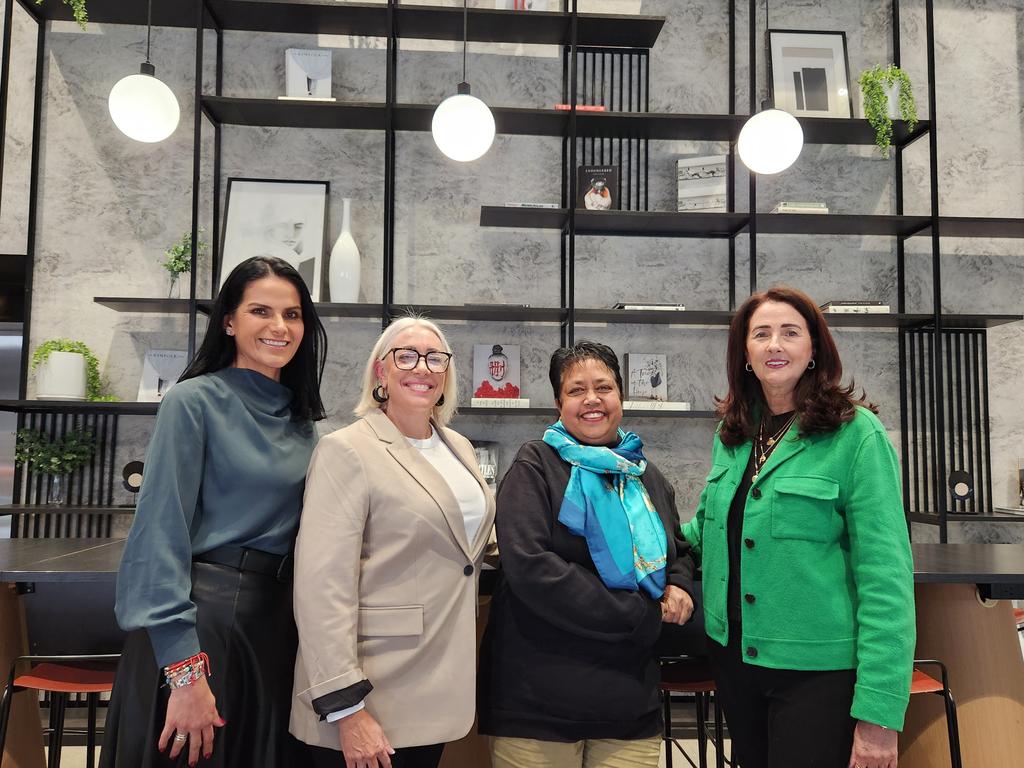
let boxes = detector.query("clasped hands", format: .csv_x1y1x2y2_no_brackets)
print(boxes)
660,584,694,625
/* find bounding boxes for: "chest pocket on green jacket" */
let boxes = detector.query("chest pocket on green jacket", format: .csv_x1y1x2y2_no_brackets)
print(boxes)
701,465,731,521
771,475,841,542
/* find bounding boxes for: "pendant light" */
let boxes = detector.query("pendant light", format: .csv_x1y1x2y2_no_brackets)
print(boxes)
431,0,495,162
108,0,180,143
736,0,803,174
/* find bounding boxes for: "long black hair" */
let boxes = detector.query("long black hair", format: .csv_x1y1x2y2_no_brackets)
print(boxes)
180,256,327,422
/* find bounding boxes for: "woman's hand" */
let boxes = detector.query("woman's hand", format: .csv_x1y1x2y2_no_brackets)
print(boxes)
157,675,225,766
660,584,694,625
338,708,395,768
847,720,898,768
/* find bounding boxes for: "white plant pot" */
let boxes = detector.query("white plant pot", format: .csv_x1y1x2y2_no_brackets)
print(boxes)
859,82,900,120
329,198,361,303
36,351,87,401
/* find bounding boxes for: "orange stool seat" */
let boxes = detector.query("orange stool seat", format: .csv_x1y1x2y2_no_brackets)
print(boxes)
14,663,117,695
911,668,944,695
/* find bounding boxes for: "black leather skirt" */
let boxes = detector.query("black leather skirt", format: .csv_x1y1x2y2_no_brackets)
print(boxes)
100,560,308,768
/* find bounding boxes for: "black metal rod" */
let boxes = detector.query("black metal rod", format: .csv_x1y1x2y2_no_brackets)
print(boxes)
643,51,649,211
188,0,205,360
747,0,757,295
915,330,928,515
600,51,606,163
980,332,992,515
626,52,632,210
963,332,976,512
382,0,397,326
567,0,578,346
955,332,966,508
898,329,911,517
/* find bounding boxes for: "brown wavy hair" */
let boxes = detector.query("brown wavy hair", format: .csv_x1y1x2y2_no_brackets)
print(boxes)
717,285,876,447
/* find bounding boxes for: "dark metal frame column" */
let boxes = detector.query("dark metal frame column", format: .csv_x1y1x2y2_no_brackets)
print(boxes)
188,0,207,360
381,0,397,329
565,0,578,347
727,0,737,309
746,0,757,296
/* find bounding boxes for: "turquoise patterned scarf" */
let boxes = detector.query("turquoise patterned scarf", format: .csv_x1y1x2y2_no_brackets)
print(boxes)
543,421,667,598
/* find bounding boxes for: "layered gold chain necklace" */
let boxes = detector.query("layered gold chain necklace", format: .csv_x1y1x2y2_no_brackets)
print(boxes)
752,412,797,482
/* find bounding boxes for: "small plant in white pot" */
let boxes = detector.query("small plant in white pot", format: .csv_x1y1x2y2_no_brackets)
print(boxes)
858,64,918,159
32,339,117,401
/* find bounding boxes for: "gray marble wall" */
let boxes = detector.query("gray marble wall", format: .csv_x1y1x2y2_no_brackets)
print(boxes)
0,0,1022,541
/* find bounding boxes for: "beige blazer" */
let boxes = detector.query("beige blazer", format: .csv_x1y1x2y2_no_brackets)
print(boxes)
289,409,496,750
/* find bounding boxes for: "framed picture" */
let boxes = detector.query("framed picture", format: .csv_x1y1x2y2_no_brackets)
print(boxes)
624,353,668,402
137,349,188,402
220,178,329,300
767,30,853,119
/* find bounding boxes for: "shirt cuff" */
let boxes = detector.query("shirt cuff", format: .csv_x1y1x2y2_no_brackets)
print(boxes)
326,701,365,723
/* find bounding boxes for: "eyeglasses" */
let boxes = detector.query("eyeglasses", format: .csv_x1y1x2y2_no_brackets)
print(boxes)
384,347,453,373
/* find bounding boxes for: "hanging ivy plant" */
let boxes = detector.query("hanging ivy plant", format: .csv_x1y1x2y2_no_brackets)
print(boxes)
31,338,117,402
34,1,88,30
858,64,918,159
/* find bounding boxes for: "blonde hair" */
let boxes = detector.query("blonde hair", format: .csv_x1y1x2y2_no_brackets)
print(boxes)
355,315,459,427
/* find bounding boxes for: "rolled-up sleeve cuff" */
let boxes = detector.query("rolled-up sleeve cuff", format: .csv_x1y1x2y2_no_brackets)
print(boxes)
312,679,374,718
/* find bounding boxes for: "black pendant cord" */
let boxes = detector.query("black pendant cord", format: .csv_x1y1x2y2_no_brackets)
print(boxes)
146,0,153,65
462,0,468,85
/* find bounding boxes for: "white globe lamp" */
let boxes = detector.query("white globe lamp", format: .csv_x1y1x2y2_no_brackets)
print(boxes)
737,108,804,175
108,63,180,143
432,83,496,163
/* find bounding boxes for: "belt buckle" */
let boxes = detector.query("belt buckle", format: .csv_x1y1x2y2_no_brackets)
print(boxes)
277,553,294,582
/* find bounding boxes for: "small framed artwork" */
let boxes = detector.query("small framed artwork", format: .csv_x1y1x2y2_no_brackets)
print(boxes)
767,30,853,119
576,165,619,211
624,353,668,402
220,178,329,300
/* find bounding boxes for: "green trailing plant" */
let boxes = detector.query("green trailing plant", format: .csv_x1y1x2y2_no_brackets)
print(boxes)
858,64,918,159
31,338,118,402
15,426,96,477
162,229,207,278
34,0,88,30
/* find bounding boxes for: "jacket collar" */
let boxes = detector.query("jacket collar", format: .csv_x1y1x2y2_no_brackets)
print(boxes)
364,409,494,559
749,418,805,486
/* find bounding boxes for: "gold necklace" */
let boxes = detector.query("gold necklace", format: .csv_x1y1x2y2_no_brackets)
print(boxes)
752,413,797,482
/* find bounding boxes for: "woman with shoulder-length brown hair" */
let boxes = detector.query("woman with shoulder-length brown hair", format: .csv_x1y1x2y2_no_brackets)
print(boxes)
681,285,915,768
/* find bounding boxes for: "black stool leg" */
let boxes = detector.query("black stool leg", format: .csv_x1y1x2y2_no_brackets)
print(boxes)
942,688,963,768
86,693,98,768
695,692,708,768
713,692,725,768
47,693,67,768
0,685,16,760
664,690,674,768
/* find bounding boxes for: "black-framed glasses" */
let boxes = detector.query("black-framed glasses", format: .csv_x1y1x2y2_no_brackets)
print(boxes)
384,347,453,373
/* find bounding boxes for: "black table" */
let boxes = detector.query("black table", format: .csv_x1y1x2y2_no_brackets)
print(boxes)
0,538,124,583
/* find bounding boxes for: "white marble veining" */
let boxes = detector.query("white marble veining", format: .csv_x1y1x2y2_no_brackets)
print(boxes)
0,0,1020,536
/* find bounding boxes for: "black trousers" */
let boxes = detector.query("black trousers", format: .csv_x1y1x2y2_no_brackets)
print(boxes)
307,742,444,768
709,624,856,768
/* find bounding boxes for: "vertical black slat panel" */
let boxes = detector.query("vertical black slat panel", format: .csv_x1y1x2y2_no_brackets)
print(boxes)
927,331,941,531
643,51,649,211
617,52,623,209
581,49,588,166
599,51,606,164
567,3,578,347
106,415,119,537
955,332,967,510
962,332,976,514
86,412,97,506
980,332,992,515
917,330,930,515
188,0,205,359
945,332,958,512
589,50,595,165
898,329,911,517
969,332,984,514
625,52,632,211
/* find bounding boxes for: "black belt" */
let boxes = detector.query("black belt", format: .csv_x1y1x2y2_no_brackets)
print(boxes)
195,545,293,582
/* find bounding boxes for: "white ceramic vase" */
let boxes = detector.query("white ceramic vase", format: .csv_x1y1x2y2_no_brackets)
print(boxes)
36,351,87,400
329,198,361,303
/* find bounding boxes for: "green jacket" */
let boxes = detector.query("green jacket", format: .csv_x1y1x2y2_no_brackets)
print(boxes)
682,407,915,730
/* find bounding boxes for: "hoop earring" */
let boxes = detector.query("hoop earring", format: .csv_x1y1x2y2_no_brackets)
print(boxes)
744,362,753,372
435,394,445,407
372,385,388,403
807,359,816,370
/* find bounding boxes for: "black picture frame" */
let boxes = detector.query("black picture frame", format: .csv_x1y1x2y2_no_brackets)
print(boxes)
767,29,854,119
219,177,331,300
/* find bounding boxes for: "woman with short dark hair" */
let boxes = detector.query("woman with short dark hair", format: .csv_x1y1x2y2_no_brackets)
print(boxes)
683,285,914,768
101,256,326,768
479,340,696,768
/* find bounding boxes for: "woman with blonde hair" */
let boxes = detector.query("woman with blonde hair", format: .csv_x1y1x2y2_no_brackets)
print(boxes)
291,316,495,768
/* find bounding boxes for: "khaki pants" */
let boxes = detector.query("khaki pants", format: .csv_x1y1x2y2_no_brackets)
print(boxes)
489,735,661,768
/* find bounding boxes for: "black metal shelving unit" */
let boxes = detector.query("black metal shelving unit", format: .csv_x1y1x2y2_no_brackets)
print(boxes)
3,0,1024,539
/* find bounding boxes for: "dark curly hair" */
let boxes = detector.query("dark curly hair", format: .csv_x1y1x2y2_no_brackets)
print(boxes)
717,285,876,446
549,340,623,402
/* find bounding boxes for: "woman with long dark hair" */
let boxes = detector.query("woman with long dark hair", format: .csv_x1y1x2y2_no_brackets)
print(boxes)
682,285,914,768
101,256,326,768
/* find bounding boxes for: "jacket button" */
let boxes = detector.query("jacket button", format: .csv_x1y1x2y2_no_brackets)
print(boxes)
746,646,758,658
751,487,762,500
744,593,756,604
464,564,474,576
744,538,755,549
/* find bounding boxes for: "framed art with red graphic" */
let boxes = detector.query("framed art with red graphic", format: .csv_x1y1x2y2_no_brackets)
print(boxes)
473,344,521,399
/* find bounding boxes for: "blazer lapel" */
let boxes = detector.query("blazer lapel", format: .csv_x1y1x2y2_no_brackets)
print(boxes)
366,411,473,560
751,421,806,486
437,427,496,559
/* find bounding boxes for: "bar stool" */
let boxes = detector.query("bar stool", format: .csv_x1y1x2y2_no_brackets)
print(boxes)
0,654,119,768
911,660,963,768
660,656,726,768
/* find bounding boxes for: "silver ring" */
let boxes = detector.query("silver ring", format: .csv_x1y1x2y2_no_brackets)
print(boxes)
174,733,188,742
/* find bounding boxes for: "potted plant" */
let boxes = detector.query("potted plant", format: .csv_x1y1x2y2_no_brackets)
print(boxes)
34,0,88,29
15,426,96,504
162,229,206,298
32,339,117,401
858,64,918,159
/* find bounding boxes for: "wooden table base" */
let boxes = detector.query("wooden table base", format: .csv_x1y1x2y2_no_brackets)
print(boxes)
0,584,45,768
901,583,1024,768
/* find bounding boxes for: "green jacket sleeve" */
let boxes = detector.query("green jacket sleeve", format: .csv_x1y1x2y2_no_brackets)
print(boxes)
844,429,916,730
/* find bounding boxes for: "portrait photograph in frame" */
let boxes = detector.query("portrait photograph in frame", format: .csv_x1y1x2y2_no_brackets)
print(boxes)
219,178,329,300
767,30,853,119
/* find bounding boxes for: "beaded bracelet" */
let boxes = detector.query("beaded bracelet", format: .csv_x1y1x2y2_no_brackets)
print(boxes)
164,652,212,689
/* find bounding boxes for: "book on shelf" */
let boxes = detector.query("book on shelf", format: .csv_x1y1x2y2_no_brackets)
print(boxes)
677,155,727,213
503,202,560,209
624,353,668,402
284,48,332,99
470,398,532,408
613,302,686,311
623,401,692,411
820,301,890,314
554,104,607,111
771,202,829,214
137,350,188,402
577,165,619,211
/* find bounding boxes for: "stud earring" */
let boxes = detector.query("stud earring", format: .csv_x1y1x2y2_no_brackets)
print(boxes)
226,328,235,336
